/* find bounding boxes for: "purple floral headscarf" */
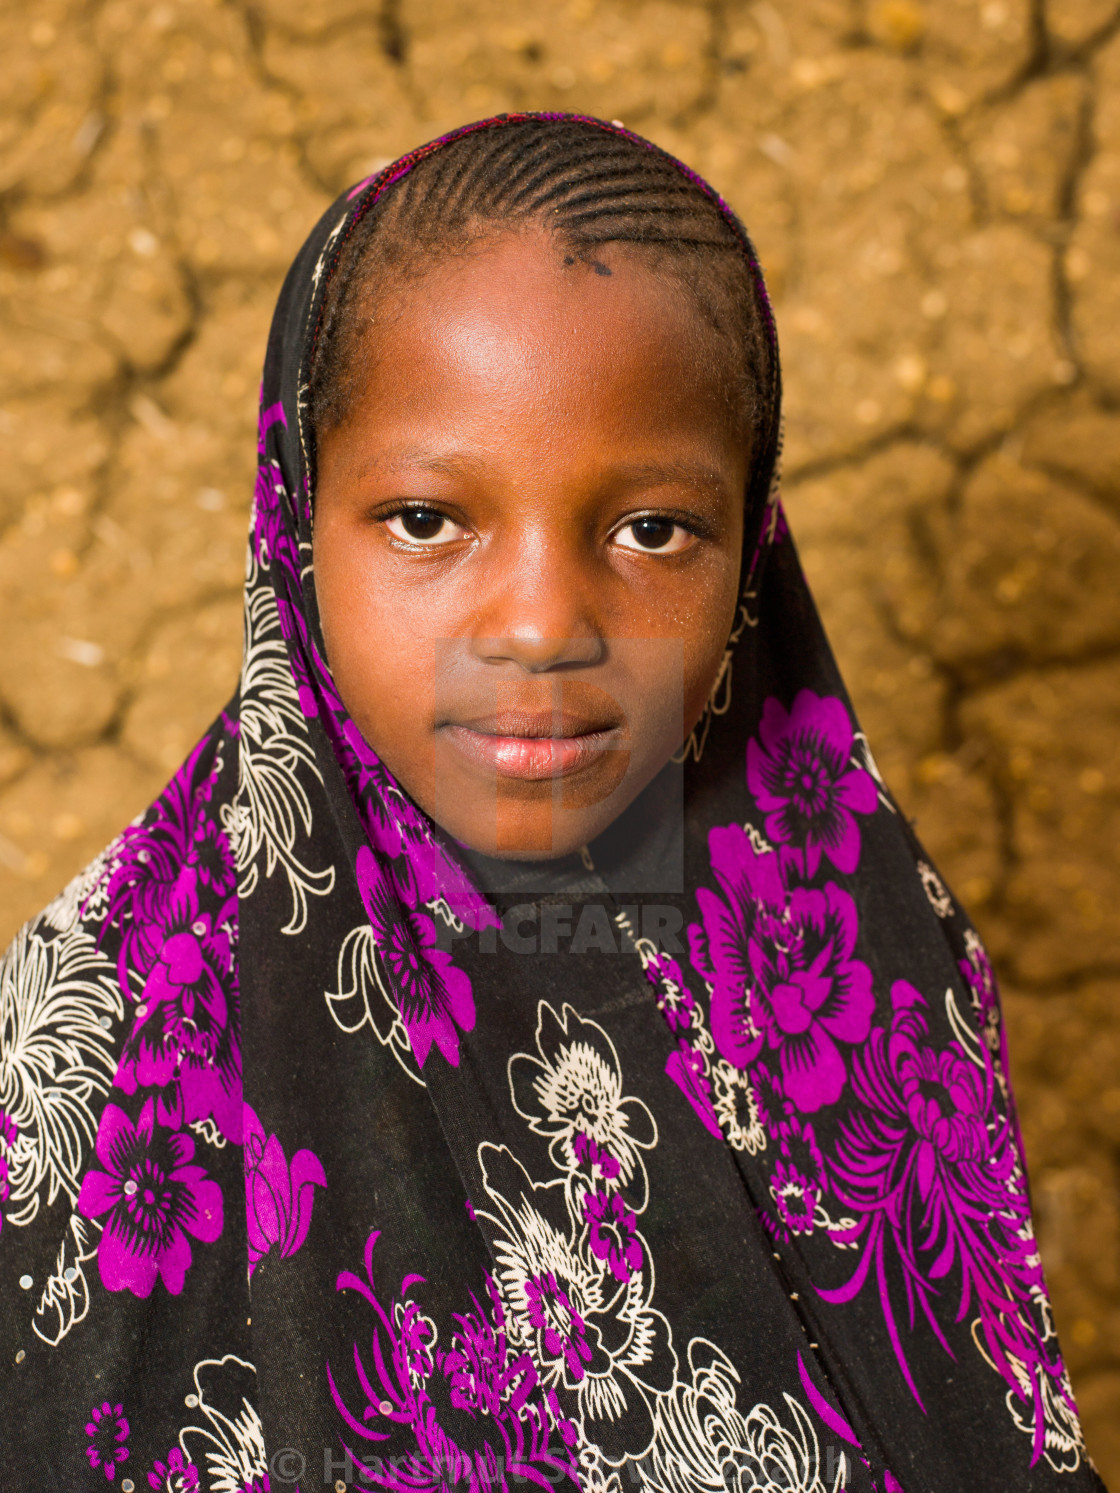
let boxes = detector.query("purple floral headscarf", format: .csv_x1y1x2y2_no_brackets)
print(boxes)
0,115,1101,1493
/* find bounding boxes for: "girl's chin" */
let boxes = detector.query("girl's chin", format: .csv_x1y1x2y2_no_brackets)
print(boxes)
434,795,623,863
455,810,604,862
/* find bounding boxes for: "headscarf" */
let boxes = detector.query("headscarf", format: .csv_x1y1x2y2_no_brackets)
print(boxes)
0,115,1103,1493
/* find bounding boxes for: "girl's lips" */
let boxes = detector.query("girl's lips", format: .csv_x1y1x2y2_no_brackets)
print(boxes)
444,724,625,781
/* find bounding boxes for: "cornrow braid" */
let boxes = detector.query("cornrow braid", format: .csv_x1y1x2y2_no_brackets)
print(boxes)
308,117,778,492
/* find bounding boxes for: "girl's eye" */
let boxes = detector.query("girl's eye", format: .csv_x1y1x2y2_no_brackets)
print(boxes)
614,517,693,554
384,507,466,545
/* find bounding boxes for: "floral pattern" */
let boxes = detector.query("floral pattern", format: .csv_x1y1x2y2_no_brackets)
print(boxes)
689,825,874,1111
147,1445,200,1492
330,1230,580,1492
746,690,878,877
178,1355,270,1493
355,846,476,1069
509,1002,658,1201
77,1098,223,1297
825,980,1042,1406
0,910,121,1227
243,1103,325,1273
670,688,1085,1473
86,1400,130,1480
329,1002,838,1492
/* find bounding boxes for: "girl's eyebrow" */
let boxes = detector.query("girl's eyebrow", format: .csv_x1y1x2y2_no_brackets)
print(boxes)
605,460,734,499
364,451,734,498
370,449,484,478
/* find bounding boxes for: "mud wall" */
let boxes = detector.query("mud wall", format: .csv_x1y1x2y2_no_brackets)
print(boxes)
1,0,1118,1477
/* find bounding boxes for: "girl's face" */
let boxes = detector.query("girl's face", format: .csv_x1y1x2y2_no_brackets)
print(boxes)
314,228,748,860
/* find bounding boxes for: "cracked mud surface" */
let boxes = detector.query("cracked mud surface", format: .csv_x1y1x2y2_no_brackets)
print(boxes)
2,0,1119,1473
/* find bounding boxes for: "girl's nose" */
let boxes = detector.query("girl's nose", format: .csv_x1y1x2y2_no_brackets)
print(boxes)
469,540,606,673
472,627,605,673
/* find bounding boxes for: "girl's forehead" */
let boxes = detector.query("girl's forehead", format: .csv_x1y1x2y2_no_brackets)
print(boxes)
359,225,702,318
342,230,740,411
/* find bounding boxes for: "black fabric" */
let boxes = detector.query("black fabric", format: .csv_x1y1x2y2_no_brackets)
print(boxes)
0,113,1104,1493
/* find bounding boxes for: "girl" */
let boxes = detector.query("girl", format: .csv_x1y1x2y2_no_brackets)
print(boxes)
0,115,1104,1493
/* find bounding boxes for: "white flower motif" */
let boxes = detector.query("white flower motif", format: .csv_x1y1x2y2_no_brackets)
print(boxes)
32,1211,101,1347
0,913,122,1226
477,1142,676,1453
971,1317,1086,1475
481,1144,612,1351
323,922,420,1084
509,1003,657,1203
631,1339,828,1493
230,564,335,936
179,1354,268,1493
917,860,952,919
712,1060,767,1155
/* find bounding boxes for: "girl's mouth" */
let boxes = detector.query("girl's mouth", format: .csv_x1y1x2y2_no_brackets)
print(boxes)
442,712,627,781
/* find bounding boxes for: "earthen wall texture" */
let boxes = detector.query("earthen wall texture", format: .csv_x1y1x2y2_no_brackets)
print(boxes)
2,0,1119,1477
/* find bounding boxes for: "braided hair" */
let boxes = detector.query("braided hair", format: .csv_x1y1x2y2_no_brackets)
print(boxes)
308,117,778,489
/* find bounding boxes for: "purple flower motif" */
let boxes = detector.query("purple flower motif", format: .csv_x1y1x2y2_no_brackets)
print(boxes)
750,884,874,1112
826,981,1045,1408
583,1188,644,1282
524,1271,593,1383
773,1160,817,1235
113,875,242,1144
443,1290,505,1416
85,1401,129,1480
0,1108,15,1230
904,1044,988,1170
175,1057,244,1148
355,846,475,1069
77,1100,223,1297
692,825,875,1112
645,951,697,1036
350,745,405,865
244,1104,326,1275
330,711,499,937
403,827,502,934
99,757,242,1141
746,690,877,877
127,910,230,1085
664,1038,722,1137
330,1230,579,1491
689,826,786,1069
397,1296,437,1383
147,1445,200,1492
885,981,991,1196
316,671,499,941
252,451,298,583
102,737,230,1001
772,1115,826,1237
186,817,236,897
275,596,319,719
572,1132,620,1184
750,1060,786,1130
